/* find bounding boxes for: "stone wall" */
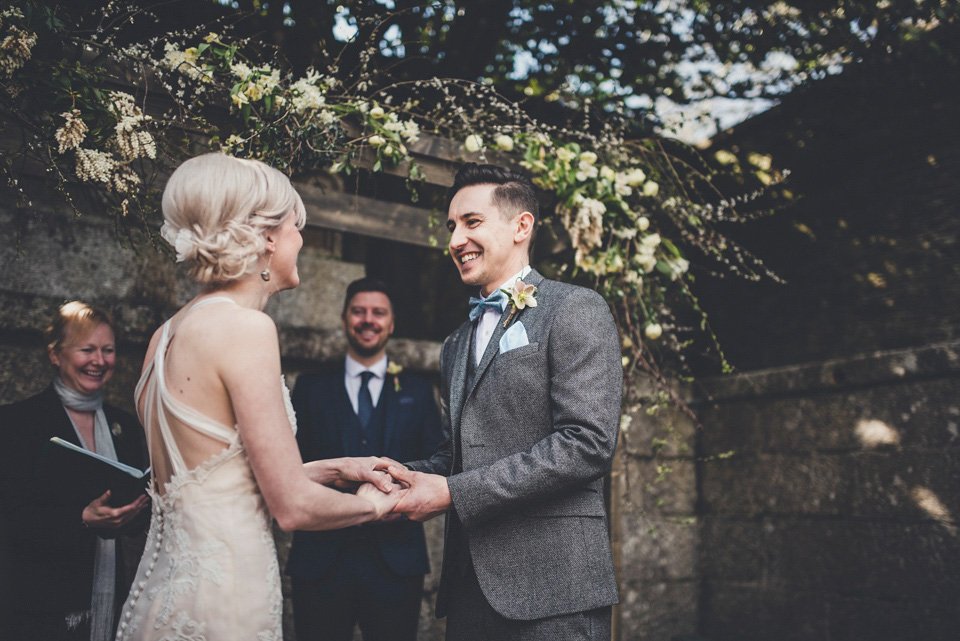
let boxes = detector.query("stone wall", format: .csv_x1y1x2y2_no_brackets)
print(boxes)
695,342,960,641
616,398,700,640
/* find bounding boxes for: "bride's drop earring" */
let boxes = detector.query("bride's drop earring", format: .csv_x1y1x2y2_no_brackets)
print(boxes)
260,252,273,282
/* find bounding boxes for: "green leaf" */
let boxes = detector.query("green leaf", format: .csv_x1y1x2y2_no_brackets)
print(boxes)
661,238,682,258
197,43,209,57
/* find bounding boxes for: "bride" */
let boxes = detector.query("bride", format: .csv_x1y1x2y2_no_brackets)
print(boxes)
118,153,401,641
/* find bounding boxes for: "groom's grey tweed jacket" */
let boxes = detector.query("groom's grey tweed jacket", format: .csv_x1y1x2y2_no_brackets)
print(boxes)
407,268,622,621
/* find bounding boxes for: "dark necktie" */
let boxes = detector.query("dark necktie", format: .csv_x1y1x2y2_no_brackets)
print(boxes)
357,371,375,429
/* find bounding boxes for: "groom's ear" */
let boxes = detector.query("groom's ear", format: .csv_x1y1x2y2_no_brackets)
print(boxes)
514,211,534,245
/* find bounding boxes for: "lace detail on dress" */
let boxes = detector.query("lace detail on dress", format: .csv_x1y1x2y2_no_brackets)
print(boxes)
281,375,298,435
148,506,226,628
157,613,207,641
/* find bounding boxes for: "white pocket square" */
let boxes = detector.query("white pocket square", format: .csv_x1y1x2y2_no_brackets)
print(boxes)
499,321,529,354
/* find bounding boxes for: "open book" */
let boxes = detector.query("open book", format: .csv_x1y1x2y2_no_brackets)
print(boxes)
42,437,151,508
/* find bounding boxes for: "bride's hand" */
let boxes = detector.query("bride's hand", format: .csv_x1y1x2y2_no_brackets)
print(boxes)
355,482,405,521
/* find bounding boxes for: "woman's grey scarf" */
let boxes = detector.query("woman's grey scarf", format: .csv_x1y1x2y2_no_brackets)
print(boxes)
53,375,117,641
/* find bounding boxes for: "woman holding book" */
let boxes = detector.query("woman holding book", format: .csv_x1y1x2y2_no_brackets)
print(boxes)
0,301,150,641
116,153,402,641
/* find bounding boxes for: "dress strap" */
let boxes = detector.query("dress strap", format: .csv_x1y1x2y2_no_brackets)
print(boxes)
140,297,242,478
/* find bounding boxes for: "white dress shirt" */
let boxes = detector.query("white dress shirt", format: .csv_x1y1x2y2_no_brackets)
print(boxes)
344,354,387,414
475,265,532,364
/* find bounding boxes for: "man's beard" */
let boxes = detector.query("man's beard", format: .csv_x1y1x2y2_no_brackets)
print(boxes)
347,325,388,357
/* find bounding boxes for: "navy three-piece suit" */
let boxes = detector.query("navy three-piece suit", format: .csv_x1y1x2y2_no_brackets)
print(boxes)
286,361,443,641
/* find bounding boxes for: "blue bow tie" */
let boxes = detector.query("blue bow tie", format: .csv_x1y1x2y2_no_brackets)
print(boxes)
468,290,507,322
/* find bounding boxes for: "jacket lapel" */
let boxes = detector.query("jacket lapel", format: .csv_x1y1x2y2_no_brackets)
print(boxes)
380,367,400,452
330,364,355,455
448,324,471,437
464,268,546,403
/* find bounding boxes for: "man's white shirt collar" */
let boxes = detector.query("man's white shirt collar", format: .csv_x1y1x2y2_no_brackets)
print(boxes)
475,265,531,363
345,353,387,379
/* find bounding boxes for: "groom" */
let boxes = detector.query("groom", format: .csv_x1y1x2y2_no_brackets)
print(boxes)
392,163,622,639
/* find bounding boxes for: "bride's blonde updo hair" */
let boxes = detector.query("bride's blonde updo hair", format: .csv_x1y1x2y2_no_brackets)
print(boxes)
160,153,306,283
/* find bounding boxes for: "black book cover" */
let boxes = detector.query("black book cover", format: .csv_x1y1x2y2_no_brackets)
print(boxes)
40,437,150,508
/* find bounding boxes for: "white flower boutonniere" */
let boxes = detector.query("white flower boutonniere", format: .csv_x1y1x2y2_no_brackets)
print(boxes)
386,361,403,392
111,422,123,437
500,280,538,328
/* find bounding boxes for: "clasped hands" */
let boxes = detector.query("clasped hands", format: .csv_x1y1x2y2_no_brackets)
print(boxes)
305,456,450,522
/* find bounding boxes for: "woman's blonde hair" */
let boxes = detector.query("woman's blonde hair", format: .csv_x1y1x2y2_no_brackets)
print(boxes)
46,300,116,356
160,153,307,283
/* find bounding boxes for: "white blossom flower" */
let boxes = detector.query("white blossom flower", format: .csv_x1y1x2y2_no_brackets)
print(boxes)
368,134,386,147
714,150,737,165
579,151,598,165
231,90,248,107
55,110,87,154
464,134,483,153
635,254,657,273
75,148,117,185
555,147,576,163
624,168,647,187
642,180,660,197
644,323,663,340
369,106,385,119
230,62,252,79
575,161,599,182
316,109,337,125
400,120,420,144
0,25,37,77
667,258,690,280
637,216,650,232
495,134,514,152
641,233,661,248
599,166,615,181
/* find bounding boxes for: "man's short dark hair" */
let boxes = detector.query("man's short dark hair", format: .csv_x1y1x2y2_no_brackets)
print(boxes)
448,163,540,252
342,277,394,315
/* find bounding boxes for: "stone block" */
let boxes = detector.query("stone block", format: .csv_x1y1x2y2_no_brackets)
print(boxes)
701,585,828,641
826,595,959,641
765,519,960,603
620,513,697,583
623,402,697,459
619,580,697,641
624,456,697,515
699,517,765,583
264,250,364,331
850,449,960,520
699,454,854,517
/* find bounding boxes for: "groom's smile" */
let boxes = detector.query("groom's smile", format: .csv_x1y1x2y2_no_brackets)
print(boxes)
447,183,528,295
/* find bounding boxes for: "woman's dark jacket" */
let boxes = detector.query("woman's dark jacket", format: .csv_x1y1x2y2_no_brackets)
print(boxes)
0,384,148,620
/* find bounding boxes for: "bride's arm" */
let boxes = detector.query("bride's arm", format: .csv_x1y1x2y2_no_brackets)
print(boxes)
218,312,397,531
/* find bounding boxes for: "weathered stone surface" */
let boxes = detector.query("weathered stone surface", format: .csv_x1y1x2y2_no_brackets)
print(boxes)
699,517,765,583
625,456,697,515
701,585,829,641
623,401,697,459
764,519,960,603
700,377,960,455
619,580,698,641
699,454,855,517
619,513,697,583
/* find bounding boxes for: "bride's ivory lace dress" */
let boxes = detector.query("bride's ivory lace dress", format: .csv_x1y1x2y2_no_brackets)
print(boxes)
117,298,295,641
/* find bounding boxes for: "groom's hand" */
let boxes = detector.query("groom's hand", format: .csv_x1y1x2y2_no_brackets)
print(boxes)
388,468,451,522
304,457,397,493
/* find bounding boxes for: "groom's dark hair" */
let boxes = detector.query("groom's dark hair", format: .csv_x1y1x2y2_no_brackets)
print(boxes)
342,277,394,315
449,163,539,252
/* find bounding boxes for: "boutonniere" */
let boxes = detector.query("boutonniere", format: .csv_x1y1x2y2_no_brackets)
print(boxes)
386,361,403,392
500,280,538,328
111,422,123,437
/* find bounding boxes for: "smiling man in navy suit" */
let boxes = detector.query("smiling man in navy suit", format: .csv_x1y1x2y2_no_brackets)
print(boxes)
287,278,444,641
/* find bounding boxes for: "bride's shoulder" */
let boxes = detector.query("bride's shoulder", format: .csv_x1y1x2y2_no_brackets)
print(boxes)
209,306,278,342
